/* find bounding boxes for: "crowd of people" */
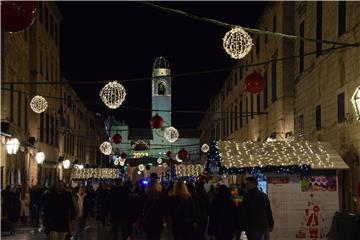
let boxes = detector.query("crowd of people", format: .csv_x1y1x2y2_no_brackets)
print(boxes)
1,175,274,240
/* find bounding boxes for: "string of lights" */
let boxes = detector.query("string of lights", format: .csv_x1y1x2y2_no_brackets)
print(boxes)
142,2,360,48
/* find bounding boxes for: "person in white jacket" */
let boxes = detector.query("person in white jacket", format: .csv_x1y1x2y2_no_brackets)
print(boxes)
19,186,30,223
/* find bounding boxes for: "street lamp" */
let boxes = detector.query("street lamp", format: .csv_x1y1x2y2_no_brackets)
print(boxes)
63,159,70,169
351,86,360,120
6,138,20,155
35,152,45,164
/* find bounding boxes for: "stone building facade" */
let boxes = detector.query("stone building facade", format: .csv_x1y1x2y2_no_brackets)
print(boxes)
200,1,360,210
1,2,103,188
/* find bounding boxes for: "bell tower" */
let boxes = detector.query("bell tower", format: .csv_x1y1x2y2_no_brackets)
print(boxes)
152,56,172,127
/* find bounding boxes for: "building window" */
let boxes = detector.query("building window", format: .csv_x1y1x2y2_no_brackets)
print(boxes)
257,94,261,113
240,100,243,128
55,23,58,46
337,92,345,123
234,72,237,86
299,114,304,135
17,92,21,127
230,108,233,133
50,15,54,39
45,113,50,144
55,119,58,147
256,37,260,56
240,66,243,79
251,94,254,119
39,1,43,22
39,49,43,75
316,105,321,130
271,59,277,102
273,15,276,32
316,1,322,57
24,97,28,130
338,2,346,36
300,21,305,72
264,71,268,110
45,55,49,81
158,81,166,95
245,60,248,71
227,111,231,136
265,27,268,43
245,96,248,123
222,115,225,138
10,85,14,122
45,6,49,32
40,113,44,142
50,116,54,145
234,105,238,131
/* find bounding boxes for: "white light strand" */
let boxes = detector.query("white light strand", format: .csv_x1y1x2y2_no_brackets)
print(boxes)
30,95,48,113
164,126,179,143
139,164,145,171
99,141,112,155
223,27,253,59
99,81,127,109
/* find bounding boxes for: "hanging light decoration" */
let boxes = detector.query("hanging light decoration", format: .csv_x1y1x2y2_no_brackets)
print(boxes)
139,164,145,171
245,71,265,94
157,158,162,164
63,159,71,169
1,1,37,32
201,144,209,153
150,114,164,129
223,27,253,59
30,95,48,113
164,127,179,143
99,141,112,155
120,152,127,160
112,133,122,144
5,138,20,155
120,161,125,166
178,148,189,161
175,154,183,163
114,159,119,166
99,81,127,109
35,152,45,164
351,86,360,120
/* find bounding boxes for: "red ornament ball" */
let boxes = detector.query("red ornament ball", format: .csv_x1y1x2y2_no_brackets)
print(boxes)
112,133,122,144
150,114,164,129
245,71,265,94
166,151,172,158
1,1,37,32
120,152,127,159
178,148,189,161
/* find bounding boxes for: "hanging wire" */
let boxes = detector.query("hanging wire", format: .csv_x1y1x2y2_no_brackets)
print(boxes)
142,2,360,47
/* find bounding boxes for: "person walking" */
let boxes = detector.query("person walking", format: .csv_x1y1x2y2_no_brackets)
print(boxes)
142,176,166,240
43,181,75,240
19,186,30,223
8,186,20,223
30,183,43,227
208,185,237,240
72,186,92,240
242,177,274,240
169,182,196,240
192,181,209,240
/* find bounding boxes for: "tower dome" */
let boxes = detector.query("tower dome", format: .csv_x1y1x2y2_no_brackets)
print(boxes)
152,56,171,77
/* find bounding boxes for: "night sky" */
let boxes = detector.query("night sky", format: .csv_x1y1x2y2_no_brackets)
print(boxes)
57,1,267,128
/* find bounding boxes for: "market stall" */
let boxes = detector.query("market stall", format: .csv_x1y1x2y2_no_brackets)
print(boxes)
212,140,349,240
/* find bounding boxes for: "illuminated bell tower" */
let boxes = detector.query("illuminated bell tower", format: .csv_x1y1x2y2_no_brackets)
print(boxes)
151,57,172,145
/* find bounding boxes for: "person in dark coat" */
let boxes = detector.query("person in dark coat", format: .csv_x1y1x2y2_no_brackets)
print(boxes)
8,186,20,223
208,185,237,240
72,186,92,240
2,185,11,218
106,180,132,240
30,183,43,227
191,181,209,240
242,177,274,240
169,182,196,240
142,178,166,240
43,181,75,240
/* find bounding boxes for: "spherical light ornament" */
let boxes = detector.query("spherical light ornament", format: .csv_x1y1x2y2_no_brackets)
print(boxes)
175,154,183,163
114,159,119,166
245,71,265,94
120,152,127,160
112,133,122,144
223,27,253,59
30,95,48,113
164,127,179,143
99,81,127,109
35,152,45,164
99,141,112,155
1,1,37,32
166,151,172,158
178,148,189,161
150,114,164,129
139,164,145,171
157,158,162,164
201,144,209,153
120,161,125,166
63,160,71,169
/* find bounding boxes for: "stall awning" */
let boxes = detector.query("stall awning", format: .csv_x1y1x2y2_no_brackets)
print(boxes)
218,140,349,170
